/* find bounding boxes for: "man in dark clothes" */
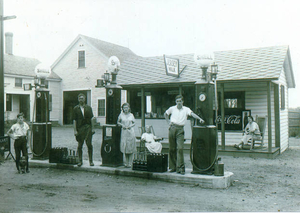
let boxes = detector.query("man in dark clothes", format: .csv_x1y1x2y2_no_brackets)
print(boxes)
73,93,95,167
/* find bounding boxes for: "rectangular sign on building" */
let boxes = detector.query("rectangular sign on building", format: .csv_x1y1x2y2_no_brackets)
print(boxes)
164,55,180,77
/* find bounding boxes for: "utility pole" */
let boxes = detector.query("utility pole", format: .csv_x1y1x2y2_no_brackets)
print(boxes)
0,0,16,136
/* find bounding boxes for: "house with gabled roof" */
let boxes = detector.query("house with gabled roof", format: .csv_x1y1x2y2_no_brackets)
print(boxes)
4,32,61,124
117,45,295,157
50,34,138,125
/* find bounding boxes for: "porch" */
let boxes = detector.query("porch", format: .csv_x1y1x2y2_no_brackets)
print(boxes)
137,139,281,159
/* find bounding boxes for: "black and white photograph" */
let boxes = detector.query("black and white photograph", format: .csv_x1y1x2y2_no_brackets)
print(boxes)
1,0,300,212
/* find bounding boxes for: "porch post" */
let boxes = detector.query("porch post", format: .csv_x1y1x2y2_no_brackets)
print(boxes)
267,81,272,152
126,90,130,103
141,87,145,128
220,83,225,150
274,83,280,148
179,85,182,95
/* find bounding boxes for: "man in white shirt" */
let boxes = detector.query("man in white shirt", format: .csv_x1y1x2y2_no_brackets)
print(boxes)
164,95,204,175
7,113,30,173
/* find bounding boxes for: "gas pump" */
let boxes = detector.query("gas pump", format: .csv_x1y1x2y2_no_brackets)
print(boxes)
30,64,52,160
96,56,123,167
190,54,224,176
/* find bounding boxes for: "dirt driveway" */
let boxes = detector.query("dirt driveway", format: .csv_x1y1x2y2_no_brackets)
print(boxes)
0,127,300,212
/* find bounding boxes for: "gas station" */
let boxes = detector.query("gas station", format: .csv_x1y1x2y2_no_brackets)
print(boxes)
28,55,234,189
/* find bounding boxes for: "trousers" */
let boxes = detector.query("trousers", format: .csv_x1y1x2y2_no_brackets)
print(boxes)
14,136,28,171
76,124,93,163
168,124,185,172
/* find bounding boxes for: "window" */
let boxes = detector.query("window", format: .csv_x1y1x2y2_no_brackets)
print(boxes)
98,99,105,116
216,91,245,130
49,94,52,111
281,85,285,110
15,78,22,87
225,99,238,108
78,50,85,68
6,94,12,111
41,79,49,89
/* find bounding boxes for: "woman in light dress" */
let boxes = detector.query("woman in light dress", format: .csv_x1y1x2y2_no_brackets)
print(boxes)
141,125,162,153
234,116,260,150
117,103,136,167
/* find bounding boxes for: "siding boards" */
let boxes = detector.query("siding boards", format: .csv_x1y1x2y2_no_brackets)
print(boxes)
276,68,289,152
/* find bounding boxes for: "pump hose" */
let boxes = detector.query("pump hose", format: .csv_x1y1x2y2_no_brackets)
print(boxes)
30,91,49,157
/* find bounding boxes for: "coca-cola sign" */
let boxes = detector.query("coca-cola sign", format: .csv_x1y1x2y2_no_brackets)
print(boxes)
214,113,243,130
215,115,241,125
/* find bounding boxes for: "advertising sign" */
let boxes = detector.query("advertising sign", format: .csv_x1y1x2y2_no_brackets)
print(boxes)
164,55,180,77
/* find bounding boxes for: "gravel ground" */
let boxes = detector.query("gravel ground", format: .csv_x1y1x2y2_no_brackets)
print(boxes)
0,126,300,212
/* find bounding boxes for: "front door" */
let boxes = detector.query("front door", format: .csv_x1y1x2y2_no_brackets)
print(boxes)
20,95,30,121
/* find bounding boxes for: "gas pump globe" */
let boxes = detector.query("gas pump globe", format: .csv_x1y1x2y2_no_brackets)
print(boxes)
191,53,224,176
31,63,52,159
96,56,123,167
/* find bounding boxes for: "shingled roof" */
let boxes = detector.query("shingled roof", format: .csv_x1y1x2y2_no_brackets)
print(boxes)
118,45,295,88
80,35,138,62
4,54,61,80
51,34,138,69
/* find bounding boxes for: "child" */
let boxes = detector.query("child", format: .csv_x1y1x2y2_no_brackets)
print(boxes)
7,113,30,174
141,125,162,153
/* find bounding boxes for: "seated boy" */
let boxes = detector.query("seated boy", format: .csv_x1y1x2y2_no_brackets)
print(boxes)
141,125,162,153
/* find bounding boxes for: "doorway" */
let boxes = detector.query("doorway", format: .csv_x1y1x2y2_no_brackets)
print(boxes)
19,95,30,121
63,90,89,125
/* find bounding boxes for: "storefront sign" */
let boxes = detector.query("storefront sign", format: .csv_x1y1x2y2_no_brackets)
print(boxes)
164,55,180,77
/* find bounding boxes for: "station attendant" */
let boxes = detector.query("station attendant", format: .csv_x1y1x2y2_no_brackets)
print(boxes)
7,113,30,173
73,93,95,167
164,95,204,175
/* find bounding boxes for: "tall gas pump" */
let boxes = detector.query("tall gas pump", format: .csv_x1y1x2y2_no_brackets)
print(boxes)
96,56,123,167
191,54,224,176
31,64,52,160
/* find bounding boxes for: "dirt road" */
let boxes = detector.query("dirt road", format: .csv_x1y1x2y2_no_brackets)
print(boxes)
0,127,300,212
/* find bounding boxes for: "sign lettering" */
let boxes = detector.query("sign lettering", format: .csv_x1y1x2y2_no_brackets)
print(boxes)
215,115,241,125
164,55,179,77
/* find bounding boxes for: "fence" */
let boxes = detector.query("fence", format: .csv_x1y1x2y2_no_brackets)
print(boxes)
289,110,300,137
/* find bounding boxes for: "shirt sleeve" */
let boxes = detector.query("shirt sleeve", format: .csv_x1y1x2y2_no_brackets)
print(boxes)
25,123,30,131
185,107,192,116
72,106,77,121
89,106,94,118
9,125,15,133
165,107,172,115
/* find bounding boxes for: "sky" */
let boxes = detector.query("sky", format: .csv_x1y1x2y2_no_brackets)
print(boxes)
3,0,300,107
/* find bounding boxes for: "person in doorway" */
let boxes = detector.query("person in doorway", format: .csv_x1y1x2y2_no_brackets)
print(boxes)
7,113,30,174
141,125,162,153
164,95,205,175
73,93,95,167
117,103,136,168
234,115,260,150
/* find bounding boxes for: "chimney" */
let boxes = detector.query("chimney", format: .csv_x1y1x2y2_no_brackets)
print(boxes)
5,32,13,55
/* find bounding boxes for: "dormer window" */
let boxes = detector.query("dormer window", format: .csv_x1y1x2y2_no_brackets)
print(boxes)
78,50,85,68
